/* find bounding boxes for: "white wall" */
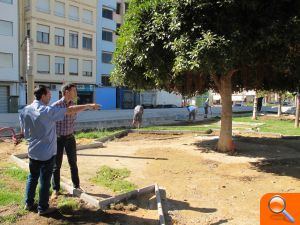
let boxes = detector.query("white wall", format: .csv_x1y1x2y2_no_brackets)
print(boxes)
156,90,182,107
0,0,19,82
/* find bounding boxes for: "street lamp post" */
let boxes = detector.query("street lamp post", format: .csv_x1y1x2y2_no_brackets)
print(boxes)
26,36,34,104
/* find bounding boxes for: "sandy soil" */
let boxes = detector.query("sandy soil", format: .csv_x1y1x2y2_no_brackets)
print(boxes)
1,130,300,225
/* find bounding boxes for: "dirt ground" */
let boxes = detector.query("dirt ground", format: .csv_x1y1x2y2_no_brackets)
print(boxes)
1,131,300,225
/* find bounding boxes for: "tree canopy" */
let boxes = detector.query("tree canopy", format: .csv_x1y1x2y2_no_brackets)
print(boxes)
111,0,300,96
111,0,300,152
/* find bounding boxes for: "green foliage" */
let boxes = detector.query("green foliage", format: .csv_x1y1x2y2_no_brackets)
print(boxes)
0,210,27,224
75,129,124,139
0,187,23,206
58,197,80,214
91,166,137,193
112,0,300,95
3,166,28,182
233,116,300,135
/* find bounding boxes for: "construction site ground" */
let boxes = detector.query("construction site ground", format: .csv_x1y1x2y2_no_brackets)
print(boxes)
2,128,299,225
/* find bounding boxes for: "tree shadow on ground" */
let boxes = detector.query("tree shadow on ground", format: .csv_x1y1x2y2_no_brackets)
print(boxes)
194,136,300,180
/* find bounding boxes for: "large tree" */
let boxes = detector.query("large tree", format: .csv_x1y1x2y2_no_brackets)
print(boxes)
111,0,300,152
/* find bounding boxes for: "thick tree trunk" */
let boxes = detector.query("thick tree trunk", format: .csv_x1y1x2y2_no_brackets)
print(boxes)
295,95,300,128
217,75,234,152
252,94,258,120
277,94,282,117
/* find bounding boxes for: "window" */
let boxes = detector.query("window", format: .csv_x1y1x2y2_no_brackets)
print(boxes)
101,75,111,86
102,8,113,20
102,30,113,42
69,5,79,21
0,20,13,36
116,23,121,35
0,0,13,4
83,60,92,76
102,51,113,64
69,58,78,75
125,2,129,12
0,52,13,68
36,0,50,13
82,9,93,24
37,24,49,44
55,57,65,75
69,31,78,48
116,3,121,14
55,1,65,17
82,34,92,50
55,28,64,46
37,54,49,73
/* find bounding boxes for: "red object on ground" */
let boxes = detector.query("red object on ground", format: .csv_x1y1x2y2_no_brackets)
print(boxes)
0,127,23,145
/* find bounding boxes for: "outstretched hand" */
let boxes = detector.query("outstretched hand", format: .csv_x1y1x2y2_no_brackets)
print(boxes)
88,103,101,110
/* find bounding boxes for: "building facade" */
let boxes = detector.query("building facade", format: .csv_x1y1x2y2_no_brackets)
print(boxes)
95,0,117,109
0,0,19,113
19,0,97,105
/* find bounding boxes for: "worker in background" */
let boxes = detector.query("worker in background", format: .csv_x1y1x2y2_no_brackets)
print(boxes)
132,105,144,129
186,105,197,121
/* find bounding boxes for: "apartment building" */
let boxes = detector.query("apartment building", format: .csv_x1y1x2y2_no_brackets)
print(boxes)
19,0,97,105
95,0,117,109
0,0,19,113
95,0,131,109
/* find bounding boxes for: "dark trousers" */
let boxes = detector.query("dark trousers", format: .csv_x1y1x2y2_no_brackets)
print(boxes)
25,156,55,211
52,135,79,191
189,110,196,120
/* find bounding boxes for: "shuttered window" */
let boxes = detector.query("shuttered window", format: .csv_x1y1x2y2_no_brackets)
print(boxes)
55,28,64,46
36,0,50,13
37,24,49,44
82,9,93,24
55,1,65,17
37,54,49,73
83,60,92,76
69,58,78,75
55,57,65,75
69,5,79,21
82,33,92,50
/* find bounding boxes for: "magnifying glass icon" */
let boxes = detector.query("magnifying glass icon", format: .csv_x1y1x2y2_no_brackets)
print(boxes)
268,195,295,223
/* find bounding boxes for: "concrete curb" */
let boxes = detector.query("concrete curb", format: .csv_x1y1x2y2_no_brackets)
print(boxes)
98,184,155,209
155,184,166,225
130,129,213,135
77,141,103,150
10,154,166,224
95,130,130,143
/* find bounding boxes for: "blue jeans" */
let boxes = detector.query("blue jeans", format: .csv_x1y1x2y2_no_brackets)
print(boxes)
25,156,55,212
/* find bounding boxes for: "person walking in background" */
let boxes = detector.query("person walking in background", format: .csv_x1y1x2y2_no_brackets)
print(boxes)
51,83,100,198
132,105,144,129
204,99,209,118
187,105,197,121
20,85,99,216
